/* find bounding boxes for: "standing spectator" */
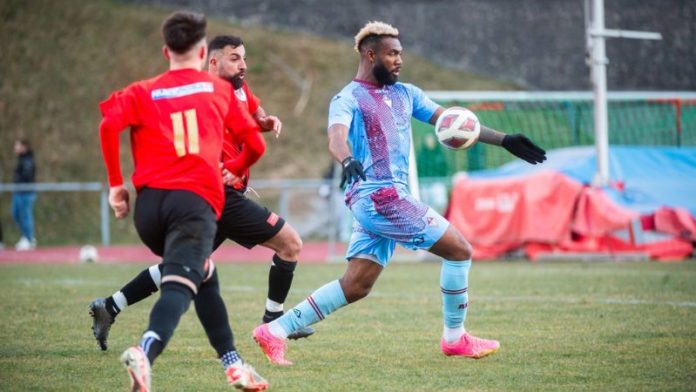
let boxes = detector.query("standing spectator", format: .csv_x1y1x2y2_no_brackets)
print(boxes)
12,138,37,251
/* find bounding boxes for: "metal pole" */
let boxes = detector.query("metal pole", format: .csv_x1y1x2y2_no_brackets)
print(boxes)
100,186,110,246
592,0,610,186
278,186,289,223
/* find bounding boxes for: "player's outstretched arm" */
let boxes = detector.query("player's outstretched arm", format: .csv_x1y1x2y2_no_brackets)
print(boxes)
429,106,546,164
328,123,366,187
478,126,546,165
500,132,547,164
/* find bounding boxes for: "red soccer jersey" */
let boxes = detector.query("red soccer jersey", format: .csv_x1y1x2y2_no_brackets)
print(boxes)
99,68,262,217
221,82,262,190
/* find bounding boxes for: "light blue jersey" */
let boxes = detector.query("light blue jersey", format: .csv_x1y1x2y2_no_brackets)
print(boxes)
328,80,439,203
328,80,448,265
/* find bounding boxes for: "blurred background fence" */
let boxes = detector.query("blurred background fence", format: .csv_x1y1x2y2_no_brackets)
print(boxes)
414,91,696,176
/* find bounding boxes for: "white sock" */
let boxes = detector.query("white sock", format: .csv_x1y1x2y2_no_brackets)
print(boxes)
443,325,465,343
113,291,128,310
266,298,283,313
268,320,289,339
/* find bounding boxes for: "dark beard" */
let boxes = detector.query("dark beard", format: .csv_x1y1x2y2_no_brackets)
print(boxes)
224,74,244,89
373,62,398,86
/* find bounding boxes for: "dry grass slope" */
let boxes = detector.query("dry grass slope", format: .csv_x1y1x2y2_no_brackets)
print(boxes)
0,0,515,182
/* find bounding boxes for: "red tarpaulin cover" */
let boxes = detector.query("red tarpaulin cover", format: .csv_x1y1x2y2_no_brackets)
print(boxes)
447,170,693,261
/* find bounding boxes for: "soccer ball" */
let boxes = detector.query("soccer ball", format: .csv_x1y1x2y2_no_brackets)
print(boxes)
79,245,99,263
434,106,480,150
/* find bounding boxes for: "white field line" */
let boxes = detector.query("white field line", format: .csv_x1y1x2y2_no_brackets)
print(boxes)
15,279,696,308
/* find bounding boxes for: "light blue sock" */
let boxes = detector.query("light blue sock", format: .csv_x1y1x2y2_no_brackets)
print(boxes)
276,280,347,336
440,259,471,329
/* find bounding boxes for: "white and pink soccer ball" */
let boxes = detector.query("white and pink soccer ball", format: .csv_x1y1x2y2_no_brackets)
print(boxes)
434,107,480,150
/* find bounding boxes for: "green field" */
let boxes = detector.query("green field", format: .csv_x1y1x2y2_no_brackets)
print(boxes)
1,261,695,391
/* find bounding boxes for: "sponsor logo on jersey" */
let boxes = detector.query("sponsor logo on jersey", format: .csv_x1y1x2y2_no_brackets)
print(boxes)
151,82,214,100
267,212,279,226
427,216,438,227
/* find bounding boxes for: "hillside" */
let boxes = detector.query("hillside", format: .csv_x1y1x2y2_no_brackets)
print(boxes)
0,0,515,183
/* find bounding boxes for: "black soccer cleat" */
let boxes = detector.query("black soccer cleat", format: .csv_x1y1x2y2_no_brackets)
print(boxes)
89,298,115,351
287,326,316,340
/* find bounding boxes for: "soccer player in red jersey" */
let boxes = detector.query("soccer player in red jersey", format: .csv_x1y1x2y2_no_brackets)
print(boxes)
90,36,313,355
98,11,267,391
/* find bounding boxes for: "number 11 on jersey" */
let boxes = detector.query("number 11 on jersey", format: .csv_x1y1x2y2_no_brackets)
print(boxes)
171,109,200,157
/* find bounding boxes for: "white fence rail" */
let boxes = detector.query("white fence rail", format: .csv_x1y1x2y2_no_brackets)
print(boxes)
0,180,344,250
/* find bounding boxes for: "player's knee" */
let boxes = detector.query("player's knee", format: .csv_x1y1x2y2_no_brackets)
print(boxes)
161,263,202,296
456,240,474,261
447,229,474,260
278,229,302,260
341,279,373,303
199,268,219,292
160,280,194,299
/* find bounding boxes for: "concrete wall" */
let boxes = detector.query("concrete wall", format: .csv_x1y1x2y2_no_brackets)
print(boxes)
134,0,696,90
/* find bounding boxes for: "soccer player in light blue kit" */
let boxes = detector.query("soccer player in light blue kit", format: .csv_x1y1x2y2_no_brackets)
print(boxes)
254,21,546,365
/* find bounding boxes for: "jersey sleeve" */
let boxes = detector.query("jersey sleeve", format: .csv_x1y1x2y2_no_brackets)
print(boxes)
98,85,140,187
327,93,355,129
98,86,141,129
406,83,439,123
222,130,266,176
222,91,264,175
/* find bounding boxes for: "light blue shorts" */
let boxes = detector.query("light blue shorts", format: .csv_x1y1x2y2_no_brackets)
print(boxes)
346,186,449,266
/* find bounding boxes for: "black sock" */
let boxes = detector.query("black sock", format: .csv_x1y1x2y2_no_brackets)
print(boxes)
263,310,284,323
121,266,161,307
141,335,165,365
266,255,297,320
194,270,235,357
144,283,193,365
104,296,120,318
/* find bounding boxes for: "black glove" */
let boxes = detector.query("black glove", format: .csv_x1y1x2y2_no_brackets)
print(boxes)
340,156,366,188
502,134,547,164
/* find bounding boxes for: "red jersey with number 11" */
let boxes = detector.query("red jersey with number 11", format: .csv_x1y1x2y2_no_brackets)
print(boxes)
99,68,260,217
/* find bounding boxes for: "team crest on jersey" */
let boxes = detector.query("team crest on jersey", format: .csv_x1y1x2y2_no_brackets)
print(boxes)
234,88,248,102
383,95,392,107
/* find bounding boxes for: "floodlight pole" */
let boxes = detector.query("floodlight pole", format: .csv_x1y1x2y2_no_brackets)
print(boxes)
587,0,661,186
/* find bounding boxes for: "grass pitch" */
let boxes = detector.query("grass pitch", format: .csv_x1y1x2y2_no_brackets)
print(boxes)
0,260,695,391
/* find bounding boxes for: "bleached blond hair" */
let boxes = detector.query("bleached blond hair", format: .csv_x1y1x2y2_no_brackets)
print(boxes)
353,21,399,52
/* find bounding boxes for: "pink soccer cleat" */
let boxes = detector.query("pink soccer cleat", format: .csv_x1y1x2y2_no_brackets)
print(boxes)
120,346,151,392
440,333,500,359
225,360,269,391
252,324,292,366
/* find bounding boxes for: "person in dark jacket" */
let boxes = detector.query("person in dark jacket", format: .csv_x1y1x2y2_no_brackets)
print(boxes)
12,138,37,250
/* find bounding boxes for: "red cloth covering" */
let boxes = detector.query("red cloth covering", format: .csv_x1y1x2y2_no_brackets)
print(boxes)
448,171,583,259
571,187,638,236
447,170,693,261
653,207,696,241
